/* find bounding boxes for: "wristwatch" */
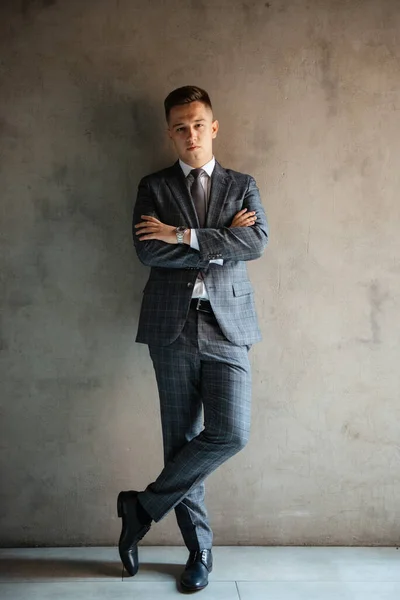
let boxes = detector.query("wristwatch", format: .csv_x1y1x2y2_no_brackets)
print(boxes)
175,226,188,244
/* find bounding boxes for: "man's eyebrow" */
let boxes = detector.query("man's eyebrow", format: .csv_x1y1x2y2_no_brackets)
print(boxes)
172,119,206,128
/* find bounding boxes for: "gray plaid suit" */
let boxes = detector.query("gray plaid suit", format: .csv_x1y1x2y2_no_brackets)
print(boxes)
133,160,268,550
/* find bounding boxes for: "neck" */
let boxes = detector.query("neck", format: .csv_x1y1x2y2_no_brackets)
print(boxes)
182,154,213,169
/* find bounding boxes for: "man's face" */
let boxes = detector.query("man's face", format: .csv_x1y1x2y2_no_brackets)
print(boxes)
167,101,219,168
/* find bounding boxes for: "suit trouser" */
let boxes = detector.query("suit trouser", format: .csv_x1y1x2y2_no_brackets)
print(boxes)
137,304,252,551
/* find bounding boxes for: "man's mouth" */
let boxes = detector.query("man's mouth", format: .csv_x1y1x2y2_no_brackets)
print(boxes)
187,146,199,151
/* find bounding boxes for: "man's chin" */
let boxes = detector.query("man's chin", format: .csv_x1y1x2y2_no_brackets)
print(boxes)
181,149,204,166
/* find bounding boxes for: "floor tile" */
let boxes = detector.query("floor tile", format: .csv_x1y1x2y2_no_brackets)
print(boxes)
210,546,400,582
333,548,400,582
1,545,399,594
0,546,189,582
0,581,239,600
237,581,400,600
0,547,122,582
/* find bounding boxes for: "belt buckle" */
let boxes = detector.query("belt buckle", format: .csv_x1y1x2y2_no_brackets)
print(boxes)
196,298,208,313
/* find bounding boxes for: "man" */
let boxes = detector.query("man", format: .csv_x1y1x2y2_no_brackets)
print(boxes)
118,86,268,592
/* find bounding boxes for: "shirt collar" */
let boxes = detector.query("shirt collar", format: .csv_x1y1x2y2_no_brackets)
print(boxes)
179,156,215,178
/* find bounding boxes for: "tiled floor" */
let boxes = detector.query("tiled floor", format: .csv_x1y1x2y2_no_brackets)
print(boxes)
0,546,399,599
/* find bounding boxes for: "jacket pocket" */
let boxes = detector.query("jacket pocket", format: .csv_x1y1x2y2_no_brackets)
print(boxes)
232,281,254,297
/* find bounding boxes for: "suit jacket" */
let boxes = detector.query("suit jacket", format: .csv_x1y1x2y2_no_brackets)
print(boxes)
133,160,269,346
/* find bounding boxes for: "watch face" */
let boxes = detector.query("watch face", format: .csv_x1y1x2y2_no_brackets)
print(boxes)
176,226,186,233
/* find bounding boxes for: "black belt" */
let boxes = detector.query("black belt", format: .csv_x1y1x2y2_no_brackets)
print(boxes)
190,298,214,314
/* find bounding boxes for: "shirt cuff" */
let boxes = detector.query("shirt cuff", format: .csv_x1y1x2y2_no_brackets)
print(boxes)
190,229,200,251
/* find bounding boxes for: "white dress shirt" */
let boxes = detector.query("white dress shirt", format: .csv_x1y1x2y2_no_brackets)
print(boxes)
179,157,223,299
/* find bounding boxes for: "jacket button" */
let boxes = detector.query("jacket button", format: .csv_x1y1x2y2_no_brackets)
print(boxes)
187,282,193,288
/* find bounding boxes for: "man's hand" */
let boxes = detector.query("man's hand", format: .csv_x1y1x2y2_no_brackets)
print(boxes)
230,209,257,228
135,215,183,244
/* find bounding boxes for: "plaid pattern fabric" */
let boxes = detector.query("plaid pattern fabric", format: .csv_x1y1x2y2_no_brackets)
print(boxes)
138,306,252,551
133,161,267,549
133,161,269,346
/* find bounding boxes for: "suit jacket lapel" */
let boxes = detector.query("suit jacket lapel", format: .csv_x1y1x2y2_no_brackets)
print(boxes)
164,160,232,229
165,162,199,228
206,161,232,228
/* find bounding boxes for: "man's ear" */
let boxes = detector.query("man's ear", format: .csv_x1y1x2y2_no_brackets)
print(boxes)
212,120,219,138
167,127,173,140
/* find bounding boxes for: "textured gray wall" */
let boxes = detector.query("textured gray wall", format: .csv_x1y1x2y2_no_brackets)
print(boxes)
1,0,399,547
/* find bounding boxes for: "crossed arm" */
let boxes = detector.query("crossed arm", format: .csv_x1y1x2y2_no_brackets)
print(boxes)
135,209,256,243
133,177,268,268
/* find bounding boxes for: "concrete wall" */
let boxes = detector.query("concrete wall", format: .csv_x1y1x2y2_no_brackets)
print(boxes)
1,0,399,547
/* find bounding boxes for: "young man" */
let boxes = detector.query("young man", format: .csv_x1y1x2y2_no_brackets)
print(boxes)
117,86,268,592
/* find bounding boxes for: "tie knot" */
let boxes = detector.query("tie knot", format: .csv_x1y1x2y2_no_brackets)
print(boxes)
190,168,203,180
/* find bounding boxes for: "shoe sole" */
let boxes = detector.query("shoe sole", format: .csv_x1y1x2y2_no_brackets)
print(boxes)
180,581,209,592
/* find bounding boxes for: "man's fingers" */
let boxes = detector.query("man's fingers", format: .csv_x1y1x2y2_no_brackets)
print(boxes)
135,215,161,227
137,230,158,237
235,210,255,220
136,221,159,229
136,225,159,234
231,216,257,227
236,209,256,216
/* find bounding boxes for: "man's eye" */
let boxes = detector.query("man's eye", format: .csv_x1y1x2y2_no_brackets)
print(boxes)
196,124,204,128
176,127,184,132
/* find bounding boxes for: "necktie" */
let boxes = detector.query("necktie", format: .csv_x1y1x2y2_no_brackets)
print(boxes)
190,168,206,227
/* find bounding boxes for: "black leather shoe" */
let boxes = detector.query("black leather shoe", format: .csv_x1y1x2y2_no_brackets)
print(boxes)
180,549,213,592
117,490,151,576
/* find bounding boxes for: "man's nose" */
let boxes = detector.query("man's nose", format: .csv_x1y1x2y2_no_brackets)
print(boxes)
187,126,197,141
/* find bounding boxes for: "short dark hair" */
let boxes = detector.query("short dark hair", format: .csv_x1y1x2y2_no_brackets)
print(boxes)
164,86,213,122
